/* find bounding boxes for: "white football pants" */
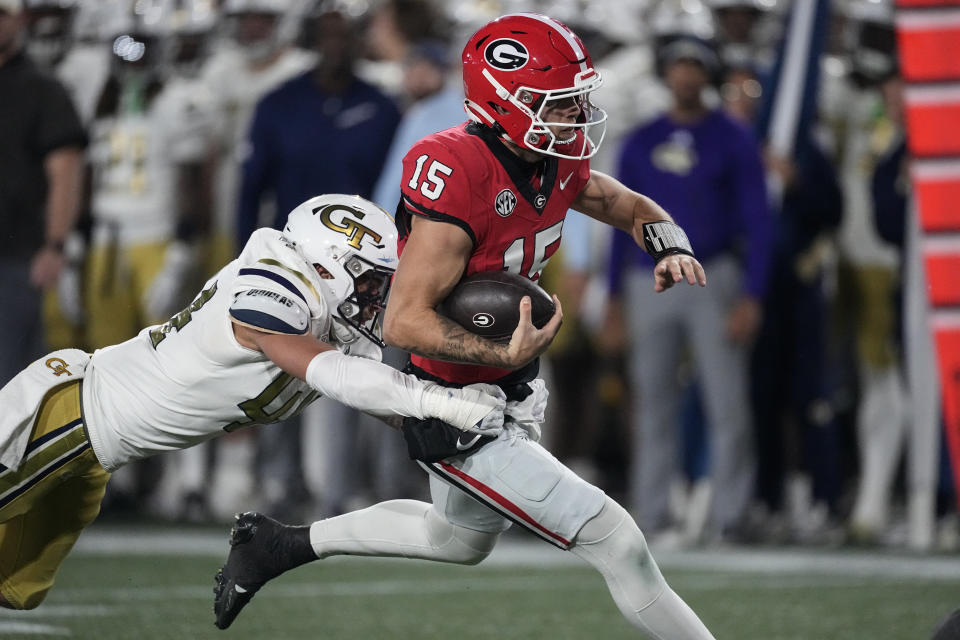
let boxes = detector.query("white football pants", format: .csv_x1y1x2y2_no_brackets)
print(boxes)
309,430,715,639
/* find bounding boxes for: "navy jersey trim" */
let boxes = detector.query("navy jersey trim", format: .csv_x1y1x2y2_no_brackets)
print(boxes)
24,418,84,456
228,308,308,335
0,442,90,511
238,268,308,305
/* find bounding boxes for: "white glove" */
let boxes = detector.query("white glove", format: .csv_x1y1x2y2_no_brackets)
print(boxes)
420,382,507,436
57,233,86,325
143,241,196,320
506,378,548,441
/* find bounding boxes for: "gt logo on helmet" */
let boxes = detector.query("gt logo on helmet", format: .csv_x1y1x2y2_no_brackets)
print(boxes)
315,205,384,251
484,38,529,70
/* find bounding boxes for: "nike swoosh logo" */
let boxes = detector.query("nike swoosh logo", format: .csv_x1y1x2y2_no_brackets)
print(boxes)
456,432,482,451
559,172,574,190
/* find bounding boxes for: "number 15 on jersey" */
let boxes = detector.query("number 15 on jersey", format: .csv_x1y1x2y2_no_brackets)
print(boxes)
408,154,453,201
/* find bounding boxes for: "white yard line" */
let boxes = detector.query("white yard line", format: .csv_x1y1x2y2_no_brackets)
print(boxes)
74,525,960,581
41,569,955,607
0,605,114,618
0,621,72,635
49,575,584,603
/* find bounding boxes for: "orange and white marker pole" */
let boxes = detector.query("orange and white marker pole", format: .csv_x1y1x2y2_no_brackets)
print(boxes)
897,0,960,508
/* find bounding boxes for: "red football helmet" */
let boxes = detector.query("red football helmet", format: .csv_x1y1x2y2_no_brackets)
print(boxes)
461,13,607,160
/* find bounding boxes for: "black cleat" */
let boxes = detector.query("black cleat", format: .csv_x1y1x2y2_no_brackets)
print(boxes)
213,511,314,630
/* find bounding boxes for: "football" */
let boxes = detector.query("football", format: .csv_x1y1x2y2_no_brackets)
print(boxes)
438,271,556,343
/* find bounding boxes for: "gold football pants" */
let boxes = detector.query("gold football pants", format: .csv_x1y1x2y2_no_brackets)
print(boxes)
85,239,169,349
0,381,109,609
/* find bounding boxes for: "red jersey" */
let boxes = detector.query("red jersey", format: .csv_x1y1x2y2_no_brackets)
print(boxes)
397,122,591,383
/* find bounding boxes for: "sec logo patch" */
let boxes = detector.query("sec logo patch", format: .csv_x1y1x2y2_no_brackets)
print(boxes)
495,189,517,217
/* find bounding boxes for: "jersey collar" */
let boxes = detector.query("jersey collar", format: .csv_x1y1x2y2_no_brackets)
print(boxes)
467,123,558,216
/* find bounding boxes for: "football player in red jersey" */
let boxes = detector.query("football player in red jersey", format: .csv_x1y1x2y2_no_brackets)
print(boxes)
214,14,714,639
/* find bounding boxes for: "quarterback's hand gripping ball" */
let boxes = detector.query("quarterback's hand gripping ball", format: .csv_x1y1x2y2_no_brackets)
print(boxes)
438,271,556,342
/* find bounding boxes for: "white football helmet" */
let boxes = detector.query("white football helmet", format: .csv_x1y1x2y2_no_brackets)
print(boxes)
24,0,78,68
222,0,294,63
103,0,167,82
164,0,217,77
283,194,399,346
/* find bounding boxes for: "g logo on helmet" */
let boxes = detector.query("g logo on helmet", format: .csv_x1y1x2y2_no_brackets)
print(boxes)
472,312,495,328
315,205,384,250
484,38,529,71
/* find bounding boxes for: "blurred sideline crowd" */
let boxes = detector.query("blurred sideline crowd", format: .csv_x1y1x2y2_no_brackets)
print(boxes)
1,0,955,553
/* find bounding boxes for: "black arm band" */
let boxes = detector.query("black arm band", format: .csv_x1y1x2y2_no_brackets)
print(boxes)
641,221,695,263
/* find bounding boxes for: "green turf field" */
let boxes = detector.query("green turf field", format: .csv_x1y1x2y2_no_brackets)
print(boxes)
1,525,957,639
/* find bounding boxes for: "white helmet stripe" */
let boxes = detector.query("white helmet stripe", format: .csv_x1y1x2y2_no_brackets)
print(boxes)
509,12,587,73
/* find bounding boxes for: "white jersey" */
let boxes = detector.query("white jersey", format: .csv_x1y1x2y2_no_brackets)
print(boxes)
82,229,376,471
200,45,316,235
56,43,110,125
821,73,899,267
88,76,217,245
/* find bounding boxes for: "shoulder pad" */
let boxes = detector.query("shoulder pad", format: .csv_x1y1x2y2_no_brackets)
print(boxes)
229,288,310,335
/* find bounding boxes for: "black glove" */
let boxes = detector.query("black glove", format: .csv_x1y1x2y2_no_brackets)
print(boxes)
400,417,495,463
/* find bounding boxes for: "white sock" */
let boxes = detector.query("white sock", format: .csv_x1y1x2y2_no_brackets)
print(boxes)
209,434,256,517
572,497,715,640
309,499,497,564
178,442,208,493
851,366,905,529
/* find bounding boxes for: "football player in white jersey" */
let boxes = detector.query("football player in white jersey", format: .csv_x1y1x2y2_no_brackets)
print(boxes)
24,0,110,124
84,8,216,349
0,194,507,610
139,1,220,325
196,0,317,520
199,0,316,271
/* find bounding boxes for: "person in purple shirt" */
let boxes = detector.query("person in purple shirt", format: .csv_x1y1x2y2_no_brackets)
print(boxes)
606,36,772,543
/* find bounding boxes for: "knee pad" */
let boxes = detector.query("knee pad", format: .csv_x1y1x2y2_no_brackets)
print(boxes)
575,497,629,544
572,497,666,609
425,507,499,566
